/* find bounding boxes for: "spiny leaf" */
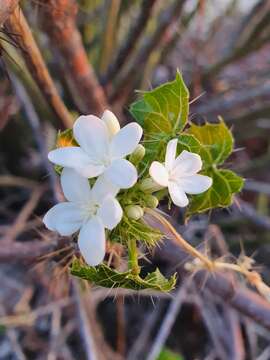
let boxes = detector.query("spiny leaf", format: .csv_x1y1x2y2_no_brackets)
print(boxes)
186,168,244,216
187,119,233,165
130,71,189,135
71,260,176,292
184,120,243,216
177,134,212,166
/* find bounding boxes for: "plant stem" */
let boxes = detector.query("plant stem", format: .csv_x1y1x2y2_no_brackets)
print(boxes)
128,238,140,275
145,208,214,271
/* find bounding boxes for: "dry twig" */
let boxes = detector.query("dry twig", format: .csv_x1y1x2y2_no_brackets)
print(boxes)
110,0,187,104
38,0,108,115
0,0,18,26
146,283,188,360
5,6,73,128
2,185,45,243
104,0,157,85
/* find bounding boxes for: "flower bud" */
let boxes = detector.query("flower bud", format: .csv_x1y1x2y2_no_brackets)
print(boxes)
144,194,159,208
139,178,164,193
101,110,120,137
129,144,145,164
57,129,76,148
125,205,144,220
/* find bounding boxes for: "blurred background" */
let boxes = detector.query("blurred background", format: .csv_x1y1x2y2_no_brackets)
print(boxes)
0,0,270,359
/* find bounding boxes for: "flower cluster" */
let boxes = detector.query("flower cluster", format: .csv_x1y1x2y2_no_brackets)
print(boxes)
44,110,212,266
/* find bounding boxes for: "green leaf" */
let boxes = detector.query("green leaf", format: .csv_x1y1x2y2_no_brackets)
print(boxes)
177,134,211,165
187,119,233,165
184,120,243,216
186,168,244,216
129,99,152,127
71,260,176,292
157,349,184,360
130,71,189,134
220,169,244,193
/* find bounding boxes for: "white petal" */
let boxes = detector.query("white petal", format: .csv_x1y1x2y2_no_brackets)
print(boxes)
168,181,189,207
43,202,84,236
48,147,90,167
178,174,212,194
101,110,120,138
97,196,123,230
165,139,178,171
149,161,169,187
73,115,109,160
105,159,137,189
48,147,104,178
61,168,91,203
78,217,105,266
91,174,119,203
110,123,143,159
172,150,202,177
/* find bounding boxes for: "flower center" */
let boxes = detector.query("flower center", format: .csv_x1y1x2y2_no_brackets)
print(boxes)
103,157,111,167
80,202,99,219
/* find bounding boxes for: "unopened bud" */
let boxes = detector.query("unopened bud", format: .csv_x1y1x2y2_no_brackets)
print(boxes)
101,110,120,137
129,144,145,164
125,205,144,220
139,178,163,193
57,129,76,148
144,194,159,208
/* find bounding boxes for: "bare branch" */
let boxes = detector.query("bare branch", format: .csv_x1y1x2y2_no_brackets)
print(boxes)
0,238,69,263
72,279,98,360
5,6,73,129
0,0,18,26
38,0,108,115
104,0,157,85
156,239,270,330
110,0,187,104
146,284,188,360
99,0,121,75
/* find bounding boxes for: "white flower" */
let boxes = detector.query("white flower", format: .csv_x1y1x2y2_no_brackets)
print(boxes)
48,110,143,189
149,139,212,207
43,168,122,266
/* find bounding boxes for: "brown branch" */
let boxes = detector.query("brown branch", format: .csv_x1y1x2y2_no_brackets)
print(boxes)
10,73,62,202
156,239,270,330
5,6,73,129
72,279,98,360
99,0,121,75
146,283,188,360
38,0,108,115
109,0,187,104
104,0,158,85
201,6,270,82
2,185,45,243
0,237,69,263
0,0,18,26
232,1,270,50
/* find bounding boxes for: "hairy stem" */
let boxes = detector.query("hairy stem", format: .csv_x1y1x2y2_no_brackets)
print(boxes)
128,238,140,275
146,208,214,270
